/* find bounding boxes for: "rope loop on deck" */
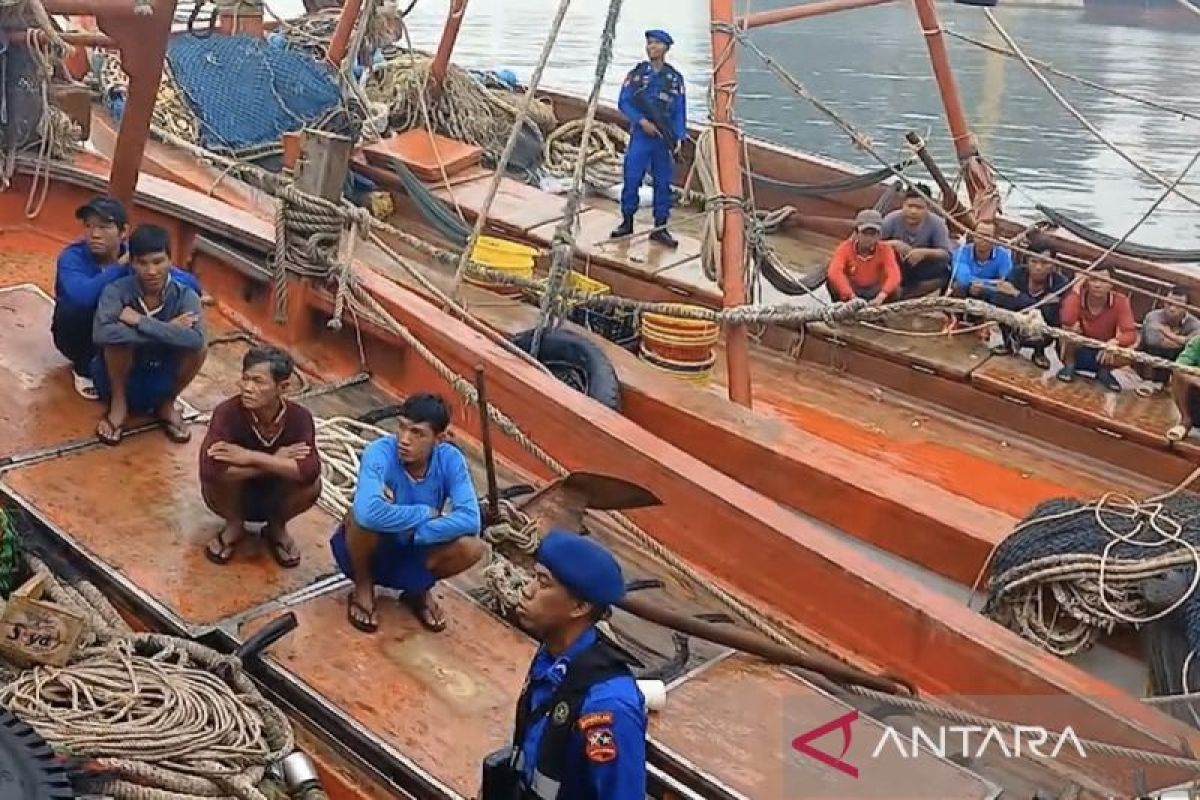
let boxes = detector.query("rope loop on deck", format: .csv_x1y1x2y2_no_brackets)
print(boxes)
0,546,291,800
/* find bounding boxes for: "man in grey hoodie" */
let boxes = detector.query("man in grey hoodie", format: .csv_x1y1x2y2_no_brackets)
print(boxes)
92,224,207,445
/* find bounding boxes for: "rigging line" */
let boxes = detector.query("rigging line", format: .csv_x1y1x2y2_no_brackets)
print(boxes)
530,0,624,357
983,9,1200,211
448,0,575,301
720,19,1193,311
944,28,1200,124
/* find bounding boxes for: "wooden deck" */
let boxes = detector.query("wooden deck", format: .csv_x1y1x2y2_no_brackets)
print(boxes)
0,241,1028,798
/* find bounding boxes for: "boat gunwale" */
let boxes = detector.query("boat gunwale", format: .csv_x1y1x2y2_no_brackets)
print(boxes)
9,152,1200,795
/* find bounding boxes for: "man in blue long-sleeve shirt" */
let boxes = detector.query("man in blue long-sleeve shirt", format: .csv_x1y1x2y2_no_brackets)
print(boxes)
330,392,483,633
92,224,207,446
611,29,686,249
52,196,200,400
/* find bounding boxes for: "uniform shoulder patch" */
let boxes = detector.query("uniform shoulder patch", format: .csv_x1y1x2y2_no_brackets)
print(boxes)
584,726,618,764
577,711,614,731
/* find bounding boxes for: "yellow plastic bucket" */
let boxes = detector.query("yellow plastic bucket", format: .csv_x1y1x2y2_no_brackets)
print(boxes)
466,235,538,296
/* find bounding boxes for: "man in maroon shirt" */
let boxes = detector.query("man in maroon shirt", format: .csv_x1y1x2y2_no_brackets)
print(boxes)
200,347,321,567
1057,270,1137,393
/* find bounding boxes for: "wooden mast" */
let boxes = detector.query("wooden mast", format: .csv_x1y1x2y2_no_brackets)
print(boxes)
429,0,469,98
325,0,365,67
64,0,178,208
911,0,998,222
710,0,753,408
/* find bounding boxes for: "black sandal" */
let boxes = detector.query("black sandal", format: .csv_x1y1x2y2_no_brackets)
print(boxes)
347,596,378,633
402,591,447,633
204,530,238,565
97,417,124,446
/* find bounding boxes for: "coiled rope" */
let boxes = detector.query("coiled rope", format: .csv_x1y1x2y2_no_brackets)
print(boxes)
542,118,627,190
366,50,558,155
0,634,293,800
984,471,1200,659
0,545,291,800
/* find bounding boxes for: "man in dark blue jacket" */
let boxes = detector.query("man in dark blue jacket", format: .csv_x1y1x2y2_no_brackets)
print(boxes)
492,530,646,800
611,29,686,249
52,196,200,400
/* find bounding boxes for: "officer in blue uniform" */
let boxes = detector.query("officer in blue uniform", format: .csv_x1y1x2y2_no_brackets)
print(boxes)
611,29,687,249
479,530,646,799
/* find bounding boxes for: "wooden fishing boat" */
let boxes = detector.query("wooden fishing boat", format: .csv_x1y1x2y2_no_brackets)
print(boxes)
65,0,1200,608
3,0,1200,797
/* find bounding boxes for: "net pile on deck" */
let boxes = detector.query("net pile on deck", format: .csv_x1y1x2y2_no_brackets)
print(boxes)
365,49,558,164
97,33,360,161
0,514,293,800
983,492,1200,680
0,0,80,175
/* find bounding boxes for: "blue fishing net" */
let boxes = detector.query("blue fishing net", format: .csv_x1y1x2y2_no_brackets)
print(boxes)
165,34,357,157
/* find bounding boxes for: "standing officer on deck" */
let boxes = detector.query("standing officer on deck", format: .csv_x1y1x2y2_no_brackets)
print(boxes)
479,530,646,800
610,29,686,249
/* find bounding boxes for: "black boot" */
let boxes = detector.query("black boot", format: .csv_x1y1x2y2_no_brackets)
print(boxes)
610,214,634,239
650,219,678,249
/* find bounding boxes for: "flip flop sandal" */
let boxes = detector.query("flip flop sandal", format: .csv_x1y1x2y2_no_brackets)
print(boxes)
1167,425,1189,443
402,593,447,633
204,530,238,566
266,535,301,569
97,418,123,446
162,419,192,443
73,373,99,401
347,596,378,633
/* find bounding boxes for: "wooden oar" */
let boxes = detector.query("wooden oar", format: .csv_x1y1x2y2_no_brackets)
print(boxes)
618,592,916,697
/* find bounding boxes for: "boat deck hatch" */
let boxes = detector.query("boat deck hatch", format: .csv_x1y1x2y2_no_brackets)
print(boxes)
240,588,533,797
431,173,589,235
650,654,1000,799
529,207,702,275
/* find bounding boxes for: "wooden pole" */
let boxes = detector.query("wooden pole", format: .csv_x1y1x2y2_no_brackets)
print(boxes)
97,0,177,208
325,0,364,68
911,0,975,163
709,0,753,408
739,0,896,29
618,594,914,696
473,366,501,525
910,0,999,221
429,0,469,99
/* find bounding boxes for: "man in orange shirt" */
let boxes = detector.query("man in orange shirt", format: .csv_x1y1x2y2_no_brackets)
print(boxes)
826,209,901,306
1057,269,1137,392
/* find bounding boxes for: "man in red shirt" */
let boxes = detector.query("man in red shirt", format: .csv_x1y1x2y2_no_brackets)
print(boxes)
1057,270,1137,392
200,346,321,567
826,209,901,305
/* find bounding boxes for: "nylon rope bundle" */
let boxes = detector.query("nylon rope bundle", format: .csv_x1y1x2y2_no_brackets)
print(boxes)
984,484,1200,659
0,546,292,800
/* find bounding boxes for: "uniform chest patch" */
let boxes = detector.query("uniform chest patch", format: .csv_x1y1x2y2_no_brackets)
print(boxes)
551,702,570,726
585,726,618,763
577,711,613,731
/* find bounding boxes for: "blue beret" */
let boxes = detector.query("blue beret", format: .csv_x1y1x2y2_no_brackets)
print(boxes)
645,29,673,47
536,530,625,607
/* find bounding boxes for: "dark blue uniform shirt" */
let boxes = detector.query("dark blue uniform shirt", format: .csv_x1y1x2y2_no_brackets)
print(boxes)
517,626,647,800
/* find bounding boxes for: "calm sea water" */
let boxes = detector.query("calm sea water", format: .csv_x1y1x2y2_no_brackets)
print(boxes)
272,0,1200,248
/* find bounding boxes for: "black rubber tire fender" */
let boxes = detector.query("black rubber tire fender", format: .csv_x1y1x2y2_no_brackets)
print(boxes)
0,708,74,800
512,328,622,412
